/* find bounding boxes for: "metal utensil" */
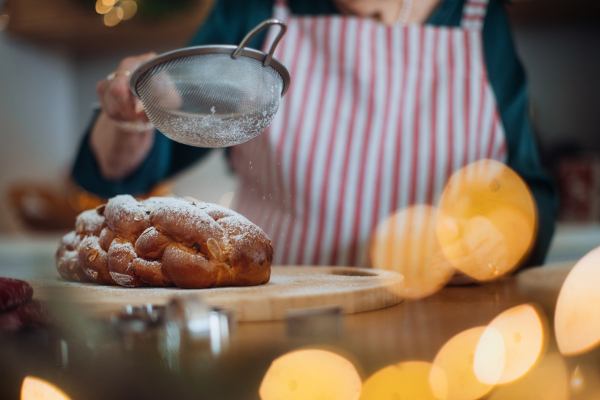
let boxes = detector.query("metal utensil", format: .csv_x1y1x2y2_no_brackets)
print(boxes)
129,19,290,148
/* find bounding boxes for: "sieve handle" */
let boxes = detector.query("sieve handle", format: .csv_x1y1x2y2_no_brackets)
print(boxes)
231,19,287,67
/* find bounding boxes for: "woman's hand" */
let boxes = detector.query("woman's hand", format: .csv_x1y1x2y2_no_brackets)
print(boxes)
90,53,158,181
96,53,156,123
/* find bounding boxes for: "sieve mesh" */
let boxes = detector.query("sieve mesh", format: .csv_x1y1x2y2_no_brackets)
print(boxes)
136,53,284,147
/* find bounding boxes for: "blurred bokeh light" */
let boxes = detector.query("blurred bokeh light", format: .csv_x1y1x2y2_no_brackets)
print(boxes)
486,353,568,400
95,0,112,14
433,326,494,400
103,6,123,26
474,304,547,385
571,365,584,394
359,361,447,400
95,0,137,26
21,376,72,400
259,349,362,400
370,205,456,299
436,159,536,281
473,326,506,385
120,1,137,20
555,246,600,356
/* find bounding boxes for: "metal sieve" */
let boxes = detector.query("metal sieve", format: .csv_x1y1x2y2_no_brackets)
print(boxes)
129,19,290,148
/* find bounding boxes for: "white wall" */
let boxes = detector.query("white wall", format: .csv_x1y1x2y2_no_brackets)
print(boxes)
0,35,77,232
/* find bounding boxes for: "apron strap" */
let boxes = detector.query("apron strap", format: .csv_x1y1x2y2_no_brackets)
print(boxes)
460,0,490,31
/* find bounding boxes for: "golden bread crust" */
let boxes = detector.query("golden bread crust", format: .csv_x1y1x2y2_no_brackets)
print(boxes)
55,195,272,288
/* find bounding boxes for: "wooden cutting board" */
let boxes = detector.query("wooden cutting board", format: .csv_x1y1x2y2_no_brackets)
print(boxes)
29,266,404,322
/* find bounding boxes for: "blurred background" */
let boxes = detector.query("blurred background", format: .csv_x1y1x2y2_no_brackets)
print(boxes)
0,0,599,263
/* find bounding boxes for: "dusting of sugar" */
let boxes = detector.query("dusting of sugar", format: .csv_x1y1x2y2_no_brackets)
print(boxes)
61,195,278,289
155,107,279,148
218,216,267,251
76,209,105,234
111,240,136,255
152,199,225,242
197,202,237,220
105,195,145,229
79,235,99,250
144,196,182,208
62,231,77,244
107,240,136,272
58,231,80,252
136,53,284,148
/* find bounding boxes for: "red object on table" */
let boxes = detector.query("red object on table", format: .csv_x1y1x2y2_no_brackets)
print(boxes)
556,156,600,222
0,277,33,312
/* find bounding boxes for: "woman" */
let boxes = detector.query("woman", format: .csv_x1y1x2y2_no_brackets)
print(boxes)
73,0,557,269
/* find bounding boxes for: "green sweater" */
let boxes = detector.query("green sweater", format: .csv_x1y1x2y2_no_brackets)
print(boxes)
72,0,558,267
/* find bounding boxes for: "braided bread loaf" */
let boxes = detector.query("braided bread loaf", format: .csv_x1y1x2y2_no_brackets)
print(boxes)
55,195,273,288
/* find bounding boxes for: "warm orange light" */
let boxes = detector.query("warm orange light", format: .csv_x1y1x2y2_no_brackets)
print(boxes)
555,246,600,356
21,377,72,400
103,6,124,26
359,361,447,400
101,0,117,6
120,0,137,20
473,326,506,385
486,353,568,400
371,205,455,299
433,327,494,400
570,365,584,394
474,304,547,385
259,349,362,400
436,159,536,281
95,0,112,14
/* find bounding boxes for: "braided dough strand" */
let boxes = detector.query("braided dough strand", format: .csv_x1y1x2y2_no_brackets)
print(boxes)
55,195,273,288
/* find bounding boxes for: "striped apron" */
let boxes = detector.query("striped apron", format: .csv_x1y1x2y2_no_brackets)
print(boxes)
230,0,507,267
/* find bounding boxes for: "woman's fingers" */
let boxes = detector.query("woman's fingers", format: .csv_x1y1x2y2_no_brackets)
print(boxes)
97,52,157,122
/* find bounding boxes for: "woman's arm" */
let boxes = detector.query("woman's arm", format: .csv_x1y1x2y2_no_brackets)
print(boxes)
89,53,158,180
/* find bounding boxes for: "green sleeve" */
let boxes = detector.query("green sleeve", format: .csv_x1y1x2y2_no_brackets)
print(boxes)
482,0,558,267
71,109,175,198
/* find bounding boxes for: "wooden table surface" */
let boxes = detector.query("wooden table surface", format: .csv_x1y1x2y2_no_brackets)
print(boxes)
4,264,599,400
235,276,533,374
228,269,600,399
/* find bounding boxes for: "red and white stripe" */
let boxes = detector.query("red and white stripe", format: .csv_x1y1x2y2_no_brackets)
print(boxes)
461,0,489,31
230,0,506,266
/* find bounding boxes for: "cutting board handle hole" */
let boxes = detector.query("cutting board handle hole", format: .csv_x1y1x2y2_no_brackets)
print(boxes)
330,269,377,277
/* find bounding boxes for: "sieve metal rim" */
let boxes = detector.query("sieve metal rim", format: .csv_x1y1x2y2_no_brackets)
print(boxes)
129,36,291,100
